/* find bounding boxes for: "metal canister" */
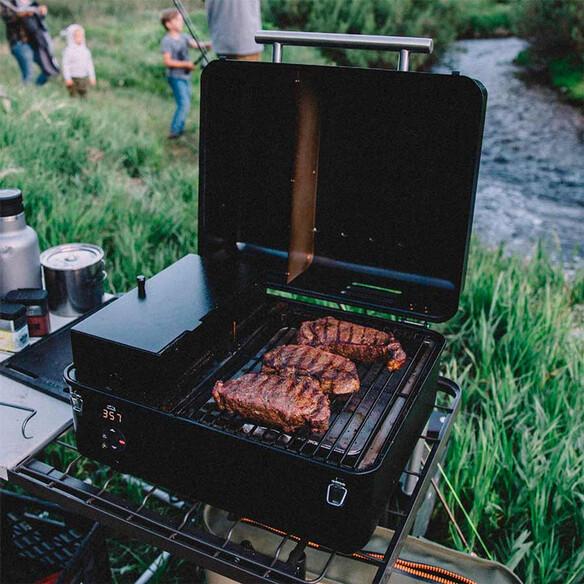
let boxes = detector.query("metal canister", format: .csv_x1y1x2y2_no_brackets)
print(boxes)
40,243,107,316
0,189,42,297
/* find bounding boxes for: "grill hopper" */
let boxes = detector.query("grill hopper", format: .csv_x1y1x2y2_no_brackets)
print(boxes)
69,53,486,554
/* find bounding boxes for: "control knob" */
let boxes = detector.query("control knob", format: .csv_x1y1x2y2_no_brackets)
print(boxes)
101,427,127,453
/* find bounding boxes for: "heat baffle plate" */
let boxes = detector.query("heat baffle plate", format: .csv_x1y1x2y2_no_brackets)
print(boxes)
9,379,460,584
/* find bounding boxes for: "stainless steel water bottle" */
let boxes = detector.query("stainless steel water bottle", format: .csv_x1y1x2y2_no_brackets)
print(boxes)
0,189,42,297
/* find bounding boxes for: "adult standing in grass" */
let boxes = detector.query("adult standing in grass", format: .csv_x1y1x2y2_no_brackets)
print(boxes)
205,0,263,61
1,0,49,85
160,8,200,140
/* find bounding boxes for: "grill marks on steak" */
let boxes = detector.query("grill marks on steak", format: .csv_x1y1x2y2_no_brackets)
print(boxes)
262,344,360,395
297,316,407,371
212,316,405,434
212,372,330,434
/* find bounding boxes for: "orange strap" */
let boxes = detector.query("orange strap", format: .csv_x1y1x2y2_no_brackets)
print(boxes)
239,517,477,584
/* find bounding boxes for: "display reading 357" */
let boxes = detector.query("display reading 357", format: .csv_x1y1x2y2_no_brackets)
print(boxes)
103,408,122,423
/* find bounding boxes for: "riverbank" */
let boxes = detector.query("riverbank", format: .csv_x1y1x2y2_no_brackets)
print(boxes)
434,37,584,268
513,0,584,106
1,4,584,583
261,0,584,105
515,50,584,105
459,0,513,39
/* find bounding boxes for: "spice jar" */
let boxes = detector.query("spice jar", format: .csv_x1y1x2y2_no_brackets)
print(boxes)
5,289,51,337
0,302,29,352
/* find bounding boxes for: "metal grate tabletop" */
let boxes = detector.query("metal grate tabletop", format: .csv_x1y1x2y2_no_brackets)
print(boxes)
9,378,460,584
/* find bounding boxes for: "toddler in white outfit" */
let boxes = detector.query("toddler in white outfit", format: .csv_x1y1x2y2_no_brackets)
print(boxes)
62,24,95,98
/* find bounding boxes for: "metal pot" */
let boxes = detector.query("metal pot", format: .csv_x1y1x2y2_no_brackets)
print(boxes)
40,243,106,317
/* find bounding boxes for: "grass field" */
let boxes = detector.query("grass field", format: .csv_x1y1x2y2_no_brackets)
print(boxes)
1,2,584,583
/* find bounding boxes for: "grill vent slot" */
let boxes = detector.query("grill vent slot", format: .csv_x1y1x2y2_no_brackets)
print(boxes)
340,283,400,308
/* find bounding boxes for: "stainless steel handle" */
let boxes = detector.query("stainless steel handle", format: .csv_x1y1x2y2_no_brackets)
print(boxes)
86,270,107,287
255,30,433,71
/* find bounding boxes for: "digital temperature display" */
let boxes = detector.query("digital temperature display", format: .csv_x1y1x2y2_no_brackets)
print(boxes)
103,408,122,423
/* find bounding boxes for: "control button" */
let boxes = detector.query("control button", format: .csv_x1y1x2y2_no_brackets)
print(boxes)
102,427,127,453
326,479,347,507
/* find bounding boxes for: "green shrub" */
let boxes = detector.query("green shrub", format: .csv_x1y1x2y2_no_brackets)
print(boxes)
513,0,584,58
549,56,584,101
262,0,313,29
512,0,584,102
262,0,465,70
460,1,514,38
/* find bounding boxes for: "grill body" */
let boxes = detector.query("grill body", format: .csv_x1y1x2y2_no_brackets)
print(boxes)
68,50,486,555
68,302,443,553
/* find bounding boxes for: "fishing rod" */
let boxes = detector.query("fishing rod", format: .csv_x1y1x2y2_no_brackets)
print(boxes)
172,0,210,67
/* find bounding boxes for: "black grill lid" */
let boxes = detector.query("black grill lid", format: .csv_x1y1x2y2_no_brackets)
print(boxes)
198,60,487,322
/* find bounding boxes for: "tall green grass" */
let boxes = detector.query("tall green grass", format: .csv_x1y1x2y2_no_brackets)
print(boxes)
1,3,584,583
0,3,203,292
434,243,584,583
0,87,199,291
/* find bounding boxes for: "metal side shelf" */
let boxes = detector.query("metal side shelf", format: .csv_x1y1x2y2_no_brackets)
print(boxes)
9,377,460,584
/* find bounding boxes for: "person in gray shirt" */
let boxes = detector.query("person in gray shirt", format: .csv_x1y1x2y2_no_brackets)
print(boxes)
160,8,200,138
206,0,263,61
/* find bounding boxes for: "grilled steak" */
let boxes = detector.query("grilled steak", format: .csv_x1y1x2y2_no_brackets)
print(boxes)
262,344,359,395
297,316,406,371
212,372,330,434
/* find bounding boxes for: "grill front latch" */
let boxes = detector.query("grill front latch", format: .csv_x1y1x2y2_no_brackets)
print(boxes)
70,390,83,415
326,478,348,507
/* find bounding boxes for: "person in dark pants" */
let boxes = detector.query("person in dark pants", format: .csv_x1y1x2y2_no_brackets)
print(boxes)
160,8,202,139
1,0,49,85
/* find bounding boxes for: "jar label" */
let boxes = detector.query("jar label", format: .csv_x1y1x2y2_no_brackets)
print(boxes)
0,325,29,352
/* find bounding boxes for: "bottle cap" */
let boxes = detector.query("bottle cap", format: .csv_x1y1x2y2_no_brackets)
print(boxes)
0,188,24,218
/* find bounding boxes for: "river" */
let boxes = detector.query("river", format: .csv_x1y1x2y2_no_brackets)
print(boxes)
433,38,584,267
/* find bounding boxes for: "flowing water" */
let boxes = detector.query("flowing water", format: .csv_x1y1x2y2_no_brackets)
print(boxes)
433,38,584,266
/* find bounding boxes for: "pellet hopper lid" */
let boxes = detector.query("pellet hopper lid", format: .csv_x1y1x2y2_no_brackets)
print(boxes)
198,60,487,322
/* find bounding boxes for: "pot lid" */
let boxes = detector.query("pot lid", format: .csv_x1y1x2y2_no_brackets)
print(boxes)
40,243,104,271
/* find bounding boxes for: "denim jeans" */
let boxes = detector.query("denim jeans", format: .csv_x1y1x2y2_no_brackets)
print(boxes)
11,41,49,86
167,76,191,135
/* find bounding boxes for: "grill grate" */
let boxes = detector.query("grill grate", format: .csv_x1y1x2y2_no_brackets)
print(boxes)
180,322,435,470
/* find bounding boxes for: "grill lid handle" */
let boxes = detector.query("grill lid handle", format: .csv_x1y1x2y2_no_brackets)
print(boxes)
254,30,433,71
